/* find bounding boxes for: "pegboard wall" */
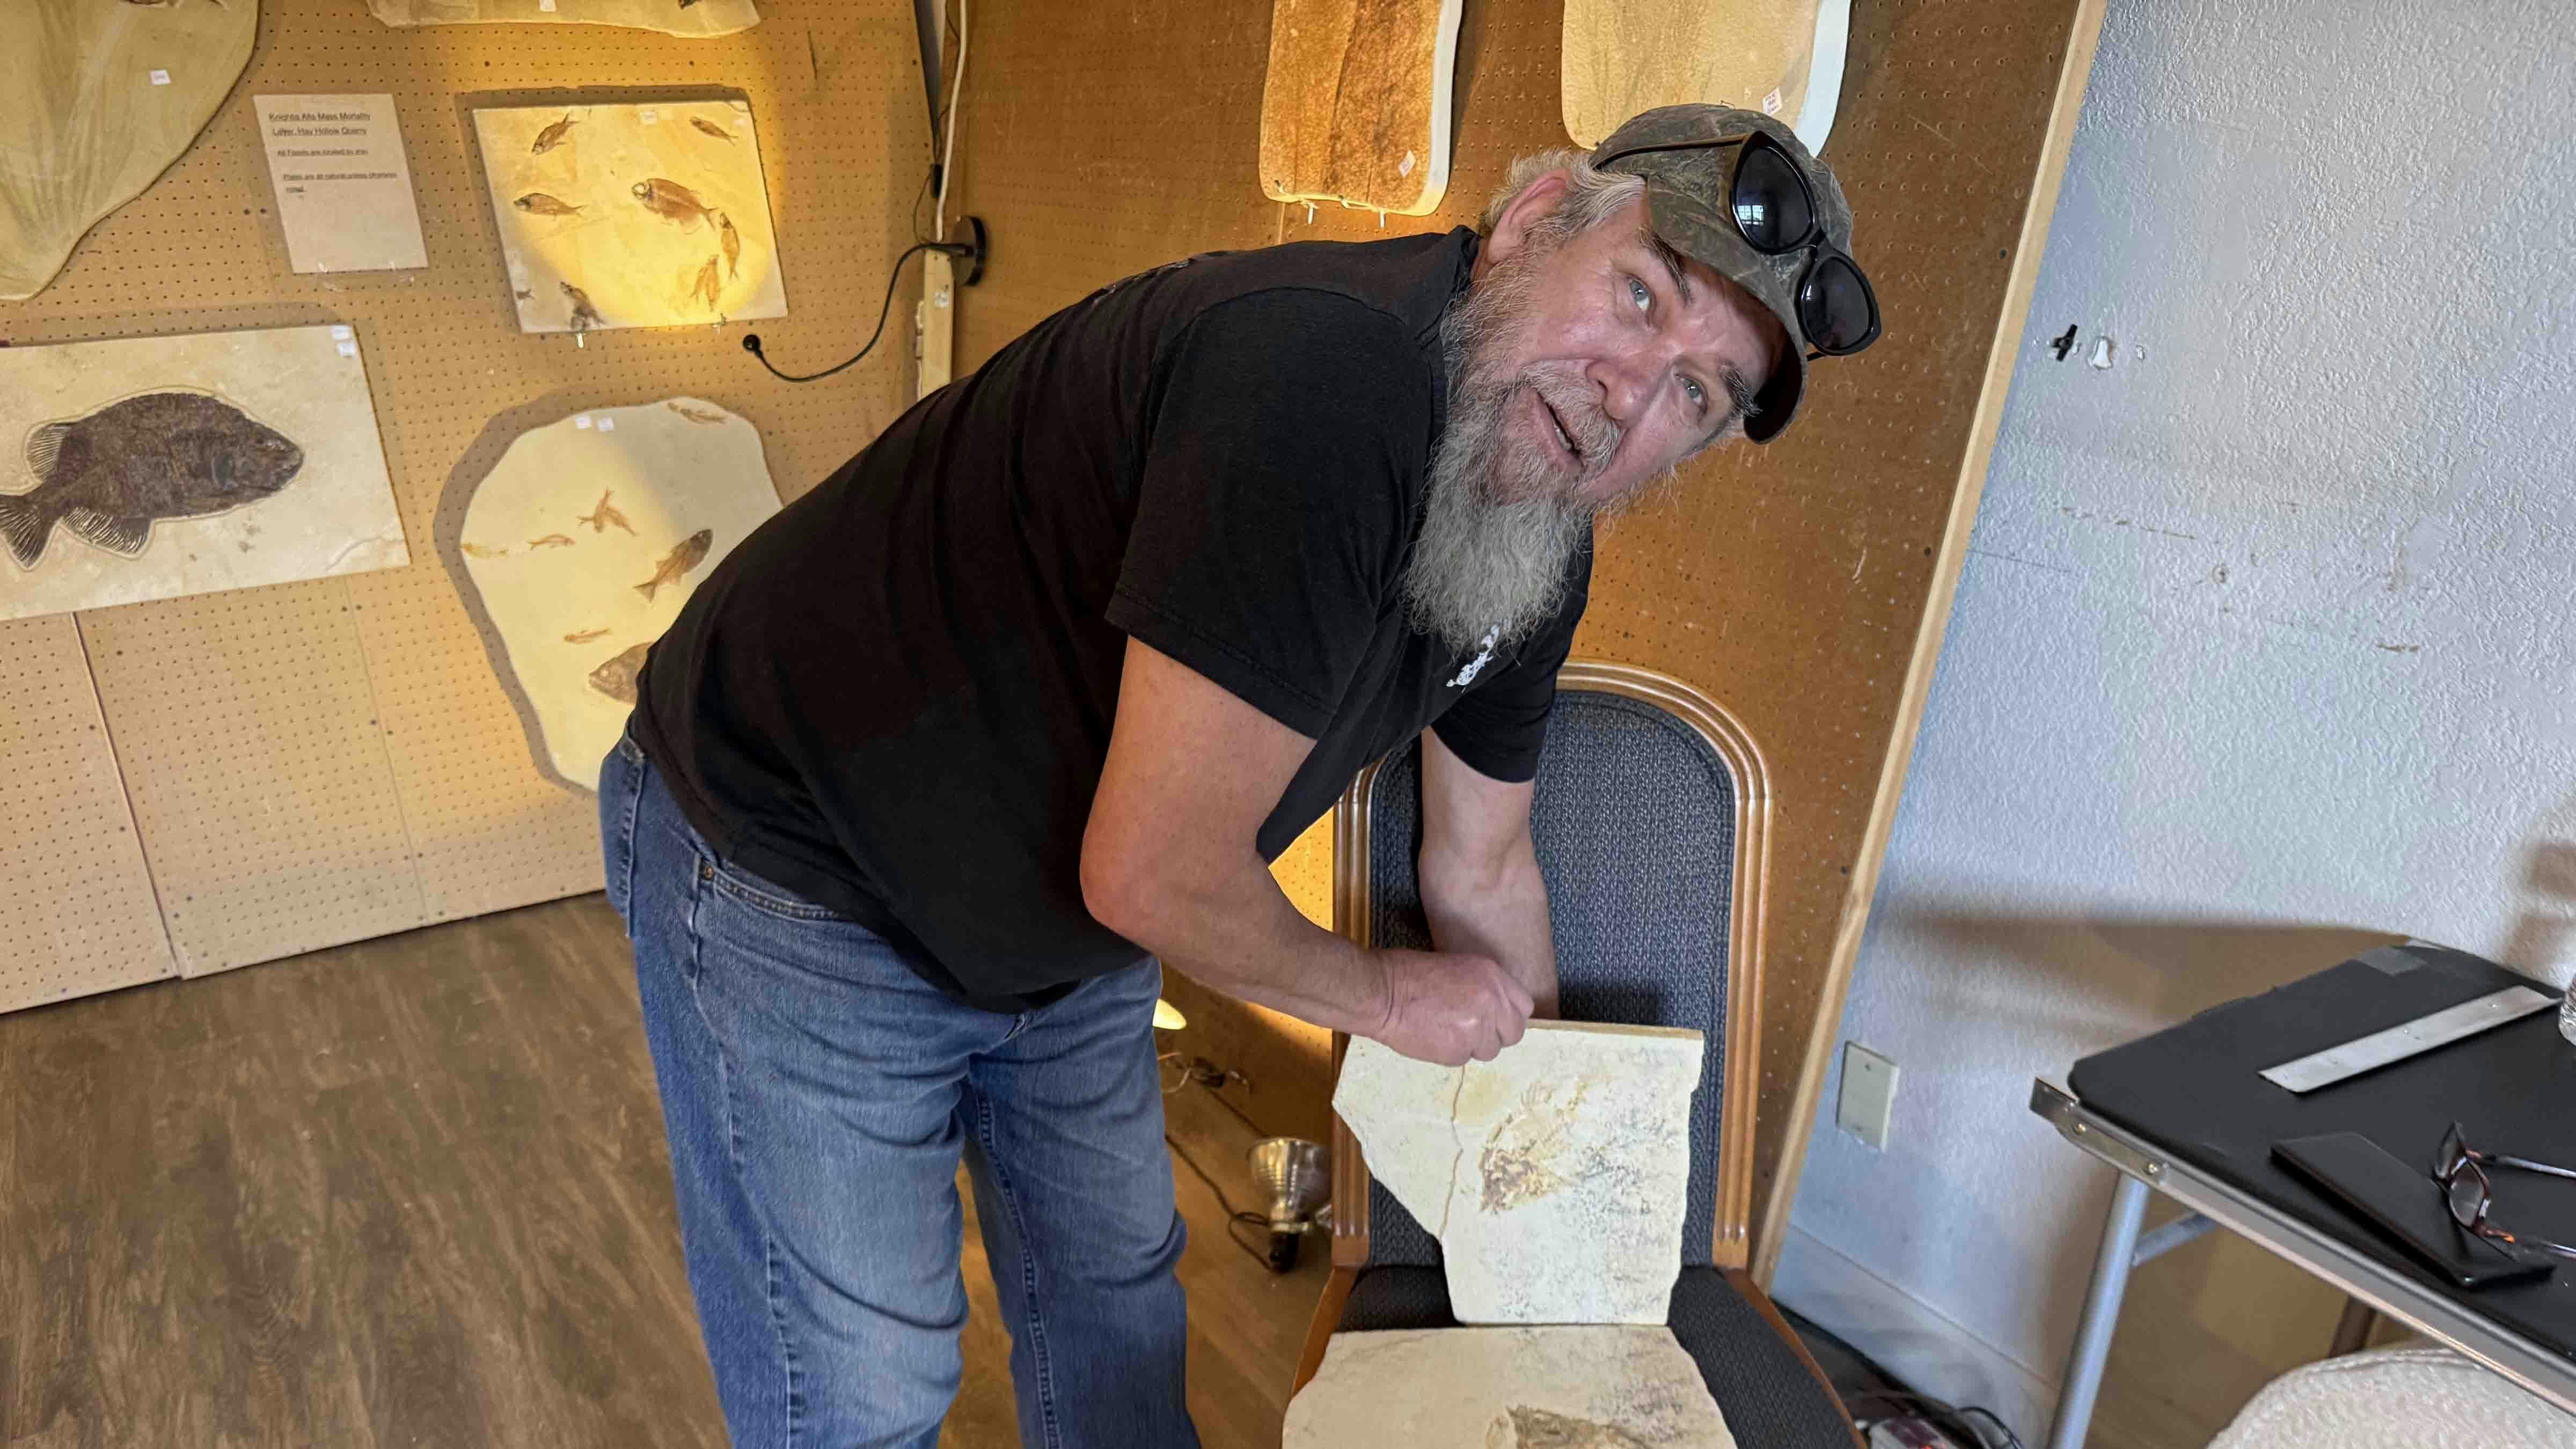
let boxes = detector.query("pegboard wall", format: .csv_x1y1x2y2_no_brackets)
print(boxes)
940,0,2099,1270
0,0,931,1002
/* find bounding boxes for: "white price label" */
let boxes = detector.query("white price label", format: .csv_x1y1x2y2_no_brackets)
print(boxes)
336,341,358,357
574,415,594,430
331,325,353,341
597,417,616,433
149,70,172,86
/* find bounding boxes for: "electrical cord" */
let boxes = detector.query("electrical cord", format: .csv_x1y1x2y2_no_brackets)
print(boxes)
933,0,969,243
1163,1131,1278,1269
741,241,938,383
1846,1389,2025,1449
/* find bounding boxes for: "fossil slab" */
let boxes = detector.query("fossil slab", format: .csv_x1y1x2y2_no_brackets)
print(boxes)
1285,1326,1736,1448
1562,0,1849,154
1,0,260,301
1258,0,1459,215
365,0,760,39
1335,1020,1703,1324
0,326,406,623
471,100,787,334
457,398,778,790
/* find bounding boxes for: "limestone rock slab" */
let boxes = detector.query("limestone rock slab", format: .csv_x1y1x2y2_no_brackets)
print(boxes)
365,0,759,39
1285,1326,1737,1448
457,398,778,790
1335,1020,1703,1324
0,326,406,622
0,1,259,301
471,100,788,334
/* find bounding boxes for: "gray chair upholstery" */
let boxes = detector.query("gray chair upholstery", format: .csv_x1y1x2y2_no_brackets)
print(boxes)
1332,680,1855,1448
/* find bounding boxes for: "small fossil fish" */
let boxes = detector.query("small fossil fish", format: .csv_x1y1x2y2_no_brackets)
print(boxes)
718,211,740,279
514,192,584,217
531,114,579,156
514,288,533,302
677,0,702,9
691,117,734,142
461,542,507,558
1,392,302,568
564,627,610,644
667,403,727,425
688,255,722,313
577,489,634,535
588,642,653,704
562,281,602,332
634,529,712,601
528,532,575,548
631,177,714,230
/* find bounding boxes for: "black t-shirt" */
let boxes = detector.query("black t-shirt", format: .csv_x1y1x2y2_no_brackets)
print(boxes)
631,227,1592,1012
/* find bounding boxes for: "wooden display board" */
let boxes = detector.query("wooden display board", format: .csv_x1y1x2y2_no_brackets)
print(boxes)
940,0,2104,1275
0,0,929,1003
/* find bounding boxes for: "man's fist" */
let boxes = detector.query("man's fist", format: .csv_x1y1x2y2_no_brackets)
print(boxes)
1368,948,1533,1066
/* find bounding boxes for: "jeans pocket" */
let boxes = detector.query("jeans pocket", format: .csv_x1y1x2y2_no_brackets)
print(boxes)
704,858,850,925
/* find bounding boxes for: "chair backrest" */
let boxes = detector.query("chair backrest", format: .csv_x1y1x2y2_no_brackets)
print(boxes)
1329,661,1772,1271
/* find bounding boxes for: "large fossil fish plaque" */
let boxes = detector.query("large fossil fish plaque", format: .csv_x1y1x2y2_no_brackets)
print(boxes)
364,0,760,39
456,398,779,790
471,100,788,335
0,0,261,301
0,327,407,622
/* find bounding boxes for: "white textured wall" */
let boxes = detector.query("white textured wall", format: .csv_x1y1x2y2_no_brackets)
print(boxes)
1777,3,2576,1445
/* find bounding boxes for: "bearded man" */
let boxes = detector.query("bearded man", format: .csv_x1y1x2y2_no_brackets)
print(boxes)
600,103,1877,1449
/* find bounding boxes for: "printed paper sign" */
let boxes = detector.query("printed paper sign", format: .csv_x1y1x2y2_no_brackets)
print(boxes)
254,94,431,274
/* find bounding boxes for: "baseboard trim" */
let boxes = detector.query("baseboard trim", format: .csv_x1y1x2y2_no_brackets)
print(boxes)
1772,1225,2058,1443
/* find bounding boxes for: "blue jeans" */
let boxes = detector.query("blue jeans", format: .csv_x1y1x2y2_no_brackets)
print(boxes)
599,735,1198,1449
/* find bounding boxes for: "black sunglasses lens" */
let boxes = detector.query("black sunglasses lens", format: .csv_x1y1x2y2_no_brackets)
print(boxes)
1732,145,1813,253
2446,1164,2487,1231
1801,255,1878,353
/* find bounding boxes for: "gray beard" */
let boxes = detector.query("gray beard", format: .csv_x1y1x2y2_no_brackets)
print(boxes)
1403,243,1617,653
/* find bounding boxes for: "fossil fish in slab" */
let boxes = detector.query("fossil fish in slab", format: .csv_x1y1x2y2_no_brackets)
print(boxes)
691,117,734,142
588,641,653,702
2,392,303,568
718,211,741,278
531,114,579,156
631,177,715,230
577,489,634,535
633,529,712,601
514,192,584,217
562,281,602,332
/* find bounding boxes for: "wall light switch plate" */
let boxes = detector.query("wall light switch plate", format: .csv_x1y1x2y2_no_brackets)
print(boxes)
1837,1043,1898,1150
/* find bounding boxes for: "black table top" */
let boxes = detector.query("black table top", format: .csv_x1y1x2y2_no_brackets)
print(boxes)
2067,943,2576,1360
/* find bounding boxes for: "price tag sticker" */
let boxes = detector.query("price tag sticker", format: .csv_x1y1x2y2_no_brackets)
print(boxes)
574,415,594,430
149,70,172,86
597,417,616,433
640,109,659,126
336,341,358,357
331,325,353,341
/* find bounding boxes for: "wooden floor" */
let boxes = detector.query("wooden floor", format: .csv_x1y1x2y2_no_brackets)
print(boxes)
0,896,1327,1448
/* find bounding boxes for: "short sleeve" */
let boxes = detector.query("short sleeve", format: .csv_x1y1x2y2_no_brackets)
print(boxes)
1106,291,1432,737
1428,533,1593,782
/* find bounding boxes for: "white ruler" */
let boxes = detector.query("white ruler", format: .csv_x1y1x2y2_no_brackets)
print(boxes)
2260,985,2559,1094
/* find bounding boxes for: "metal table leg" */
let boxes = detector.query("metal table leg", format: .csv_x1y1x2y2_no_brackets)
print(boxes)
2047,1173,2151,1449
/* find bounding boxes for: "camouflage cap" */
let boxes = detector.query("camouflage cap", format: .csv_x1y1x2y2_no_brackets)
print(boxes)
1590,104,1859,443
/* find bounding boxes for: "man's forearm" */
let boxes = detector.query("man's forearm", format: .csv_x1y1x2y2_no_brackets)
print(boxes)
1089,852,1391,1037
1418,838,1558,1016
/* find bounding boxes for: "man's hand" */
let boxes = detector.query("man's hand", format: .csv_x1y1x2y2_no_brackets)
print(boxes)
1370,948,1534,1065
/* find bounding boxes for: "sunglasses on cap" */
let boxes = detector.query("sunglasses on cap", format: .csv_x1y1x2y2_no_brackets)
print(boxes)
1616,129,1883,360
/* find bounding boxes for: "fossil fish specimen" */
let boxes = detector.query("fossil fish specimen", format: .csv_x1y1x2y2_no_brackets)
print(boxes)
531,114,579,156
528,532,575,548
691,117,734,142
2,392,303,568
718,211,741,278
577,489,634,535
667,403,726,425
514,192,584,217
631,177,715,230
687,254,722,313
562,281,602,332
633,528,712,601
462,541,507,559
564,627,610,644
588,641,653,703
